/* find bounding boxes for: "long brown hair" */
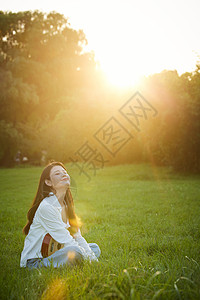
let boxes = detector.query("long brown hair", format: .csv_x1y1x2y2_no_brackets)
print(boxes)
23,161,81,236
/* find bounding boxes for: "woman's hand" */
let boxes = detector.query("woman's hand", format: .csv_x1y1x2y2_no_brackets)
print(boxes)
67,226,78,237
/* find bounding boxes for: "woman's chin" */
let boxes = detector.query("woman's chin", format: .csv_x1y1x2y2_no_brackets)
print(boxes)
61,180,70,185
57,182,70,190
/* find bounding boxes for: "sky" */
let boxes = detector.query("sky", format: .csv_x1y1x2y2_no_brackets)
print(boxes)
1,0,200,87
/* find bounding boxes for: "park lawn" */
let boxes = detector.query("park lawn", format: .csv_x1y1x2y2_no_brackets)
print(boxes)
0,163,199,299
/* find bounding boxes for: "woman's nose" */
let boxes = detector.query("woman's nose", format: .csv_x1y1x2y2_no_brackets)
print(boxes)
63,174,69,178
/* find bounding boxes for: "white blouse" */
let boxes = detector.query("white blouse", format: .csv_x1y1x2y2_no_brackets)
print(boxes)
20,192,97,267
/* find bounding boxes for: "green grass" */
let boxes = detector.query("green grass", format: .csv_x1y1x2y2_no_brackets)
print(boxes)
0,163,200,299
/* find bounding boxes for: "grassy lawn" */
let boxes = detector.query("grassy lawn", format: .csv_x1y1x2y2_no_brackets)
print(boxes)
0,163,199,299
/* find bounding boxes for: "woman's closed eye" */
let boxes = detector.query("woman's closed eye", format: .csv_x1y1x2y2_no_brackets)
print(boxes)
55,172,68,176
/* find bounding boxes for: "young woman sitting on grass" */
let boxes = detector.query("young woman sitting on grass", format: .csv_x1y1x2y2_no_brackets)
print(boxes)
20,161,100,269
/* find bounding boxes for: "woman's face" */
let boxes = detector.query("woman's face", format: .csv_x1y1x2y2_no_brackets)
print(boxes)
46,165,70,192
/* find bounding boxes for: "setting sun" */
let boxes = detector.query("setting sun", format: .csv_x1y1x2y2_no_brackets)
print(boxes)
98,56,144,88
1,0,199,88
63,0,199,88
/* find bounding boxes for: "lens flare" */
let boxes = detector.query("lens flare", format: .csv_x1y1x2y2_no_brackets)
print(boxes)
67,250,76,261
41,278,68,300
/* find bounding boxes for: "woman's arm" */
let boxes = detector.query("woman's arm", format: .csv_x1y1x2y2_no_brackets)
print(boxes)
73,229,98,261
38,202,81,248
37,201,96,261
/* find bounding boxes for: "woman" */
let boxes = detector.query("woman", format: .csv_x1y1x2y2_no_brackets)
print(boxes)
20,161,100,269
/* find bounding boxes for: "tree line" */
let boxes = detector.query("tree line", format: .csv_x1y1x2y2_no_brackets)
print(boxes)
0,10,199,173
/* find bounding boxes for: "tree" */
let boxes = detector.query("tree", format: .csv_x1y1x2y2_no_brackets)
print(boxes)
0,10,101,166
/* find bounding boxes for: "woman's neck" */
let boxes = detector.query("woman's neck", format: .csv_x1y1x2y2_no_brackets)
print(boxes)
55,190,66,206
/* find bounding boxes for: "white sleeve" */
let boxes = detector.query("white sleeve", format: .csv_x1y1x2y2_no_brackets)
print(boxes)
38,203,80,248
73,229,98,261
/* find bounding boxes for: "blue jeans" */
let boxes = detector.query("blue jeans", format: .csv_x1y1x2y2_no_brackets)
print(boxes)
26,243,101,269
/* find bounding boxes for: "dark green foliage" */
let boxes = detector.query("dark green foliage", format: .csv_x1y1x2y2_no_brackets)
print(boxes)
0,10,101,166
0,10,199,173
139,68,200,173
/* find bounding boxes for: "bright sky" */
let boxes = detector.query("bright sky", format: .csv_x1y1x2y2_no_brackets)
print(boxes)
1,0,200,87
